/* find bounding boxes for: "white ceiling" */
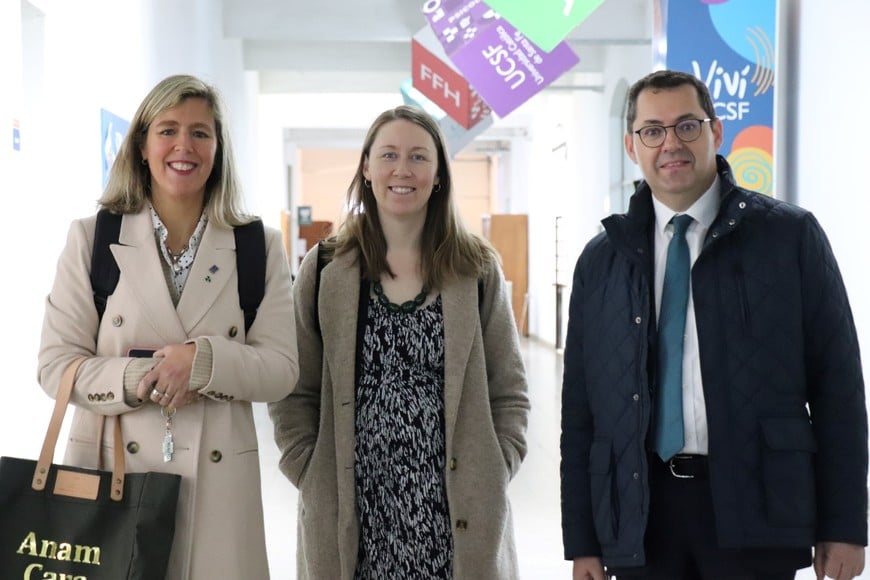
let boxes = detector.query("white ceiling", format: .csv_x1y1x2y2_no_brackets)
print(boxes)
222,0,653,94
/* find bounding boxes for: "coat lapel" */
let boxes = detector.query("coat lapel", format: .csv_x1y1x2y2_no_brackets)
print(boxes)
176,223,236,334
319,250,362,438
318,249,363,525
112,209,186,343
440,276,477,439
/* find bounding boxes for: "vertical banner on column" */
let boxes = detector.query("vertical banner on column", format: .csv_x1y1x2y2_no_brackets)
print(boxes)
666,0,776,196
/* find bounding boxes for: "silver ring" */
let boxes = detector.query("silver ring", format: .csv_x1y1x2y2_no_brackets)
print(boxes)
151,388,164,397
161,392,171,398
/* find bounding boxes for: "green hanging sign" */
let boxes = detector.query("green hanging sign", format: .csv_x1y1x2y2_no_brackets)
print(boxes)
482,0,604,52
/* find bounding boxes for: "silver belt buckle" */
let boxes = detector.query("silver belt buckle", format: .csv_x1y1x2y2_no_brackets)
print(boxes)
668,456,695,479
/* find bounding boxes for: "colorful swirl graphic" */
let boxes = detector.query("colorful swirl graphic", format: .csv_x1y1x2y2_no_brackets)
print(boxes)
746,26,774,96
728,125,772,194
727,147,772,195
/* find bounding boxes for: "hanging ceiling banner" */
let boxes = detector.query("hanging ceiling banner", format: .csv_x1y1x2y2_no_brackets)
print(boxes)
665,0,777,196
400,78,494,156
480,0,605,52
411,25,492,129
422,0,579,118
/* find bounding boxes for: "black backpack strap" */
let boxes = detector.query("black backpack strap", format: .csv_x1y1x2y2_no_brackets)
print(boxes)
314,240,336,337
234,219,266,333
478,278,484,311
90,209,122,323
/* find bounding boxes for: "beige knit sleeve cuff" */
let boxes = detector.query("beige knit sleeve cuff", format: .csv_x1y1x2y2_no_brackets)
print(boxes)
123,358,155,406
189,337,214,392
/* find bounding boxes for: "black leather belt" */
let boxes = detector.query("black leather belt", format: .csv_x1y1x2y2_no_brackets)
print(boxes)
665,454,709,479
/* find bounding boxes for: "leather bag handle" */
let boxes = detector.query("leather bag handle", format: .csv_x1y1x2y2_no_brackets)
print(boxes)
32,357,126,500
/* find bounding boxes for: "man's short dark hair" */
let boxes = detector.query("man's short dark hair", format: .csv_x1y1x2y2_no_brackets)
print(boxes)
625,70,717,133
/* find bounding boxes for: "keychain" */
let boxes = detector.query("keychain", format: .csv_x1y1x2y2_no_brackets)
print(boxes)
161,405,176,463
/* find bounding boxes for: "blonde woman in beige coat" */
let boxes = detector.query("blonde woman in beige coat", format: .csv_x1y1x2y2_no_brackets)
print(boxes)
37,75,298,580
269,106,530,579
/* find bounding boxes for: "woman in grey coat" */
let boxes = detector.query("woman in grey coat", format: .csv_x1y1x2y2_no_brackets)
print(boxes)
269,105,530,579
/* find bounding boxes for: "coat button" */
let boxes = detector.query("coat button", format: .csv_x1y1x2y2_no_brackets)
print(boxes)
728,218,736,227
112,315,123,327
449,458,457,470
87,394,95,402
107,392,115,401
632,393,639,402
455,519,467,530
126,442,139,454
738,201,746,209
210,450,223,462
634,316,642,324
228,326,238,338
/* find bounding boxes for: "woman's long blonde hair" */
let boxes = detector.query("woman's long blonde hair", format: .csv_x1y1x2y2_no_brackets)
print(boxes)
98,74,251,227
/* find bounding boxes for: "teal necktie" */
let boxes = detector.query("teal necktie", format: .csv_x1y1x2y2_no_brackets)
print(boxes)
654,214,693,461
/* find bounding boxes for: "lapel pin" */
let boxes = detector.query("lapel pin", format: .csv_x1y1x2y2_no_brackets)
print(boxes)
209,265,219,273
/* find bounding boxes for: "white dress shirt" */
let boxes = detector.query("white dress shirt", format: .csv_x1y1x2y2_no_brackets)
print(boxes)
651,176,721,455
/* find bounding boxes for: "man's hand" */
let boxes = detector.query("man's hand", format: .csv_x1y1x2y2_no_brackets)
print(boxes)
573,556,606,580
814,542,865,580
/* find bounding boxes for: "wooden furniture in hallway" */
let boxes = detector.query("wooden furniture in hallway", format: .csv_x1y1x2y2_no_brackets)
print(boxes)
483,214,529,336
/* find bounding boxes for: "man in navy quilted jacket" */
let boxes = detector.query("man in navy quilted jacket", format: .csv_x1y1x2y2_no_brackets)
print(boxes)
561,69,867,580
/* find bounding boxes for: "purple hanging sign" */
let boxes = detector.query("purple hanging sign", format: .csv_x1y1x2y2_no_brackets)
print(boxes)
422,0,579,118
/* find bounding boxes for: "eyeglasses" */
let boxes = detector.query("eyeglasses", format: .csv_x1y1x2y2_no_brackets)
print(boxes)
633,118,712,148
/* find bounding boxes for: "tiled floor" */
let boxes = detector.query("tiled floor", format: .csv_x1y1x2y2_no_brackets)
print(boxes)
254,337,863,579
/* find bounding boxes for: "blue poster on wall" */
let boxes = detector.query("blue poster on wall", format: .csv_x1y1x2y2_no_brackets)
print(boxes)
101,108,130,188
666,0,776,196
12,119,21,152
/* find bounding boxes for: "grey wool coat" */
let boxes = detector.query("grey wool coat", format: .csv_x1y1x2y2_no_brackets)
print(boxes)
269,244,530,579
38,209,299,580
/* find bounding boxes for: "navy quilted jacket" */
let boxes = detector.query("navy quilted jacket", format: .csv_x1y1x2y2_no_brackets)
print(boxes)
561,156,867,568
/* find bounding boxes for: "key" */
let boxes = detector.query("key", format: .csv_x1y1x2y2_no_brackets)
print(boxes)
162,405,176,463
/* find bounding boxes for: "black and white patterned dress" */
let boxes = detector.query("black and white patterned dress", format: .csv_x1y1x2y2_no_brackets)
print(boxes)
354,295,453,580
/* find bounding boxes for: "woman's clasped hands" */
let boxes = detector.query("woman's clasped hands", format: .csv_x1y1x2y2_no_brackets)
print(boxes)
136,343,198,408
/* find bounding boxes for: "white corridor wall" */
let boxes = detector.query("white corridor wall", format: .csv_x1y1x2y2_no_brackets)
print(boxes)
0,0,255,461
794,0,870,386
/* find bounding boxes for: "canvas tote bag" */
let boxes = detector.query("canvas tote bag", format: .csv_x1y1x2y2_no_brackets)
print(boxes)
0,357,181,579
